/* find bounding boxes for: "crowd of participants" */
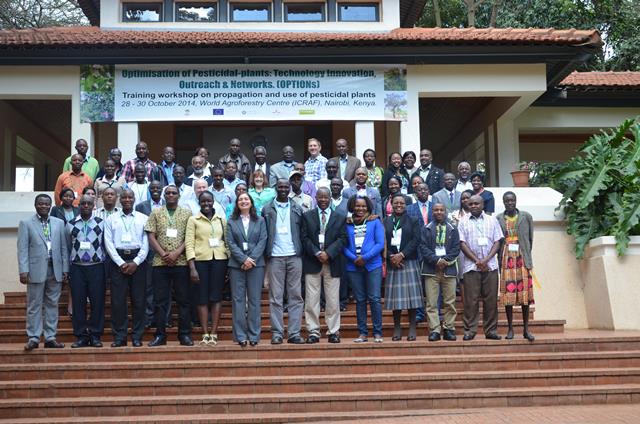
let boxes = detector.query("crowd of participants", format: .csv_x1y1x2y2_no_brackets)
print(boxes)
17,136,536,350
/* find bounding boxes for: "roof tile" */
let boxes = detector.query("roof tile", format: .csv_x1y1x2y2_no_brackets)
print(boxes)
561,71,640,87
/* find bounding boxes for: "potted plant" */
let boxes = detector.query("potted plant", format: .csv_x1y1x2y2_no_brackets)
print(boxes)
510,162,533,187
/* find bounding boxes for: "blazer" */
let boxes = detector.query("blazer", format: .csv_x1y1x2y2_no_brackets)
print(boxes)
17,215,69,283
269,161,297,187
383,214,420,261
381,194,413,217
225,216,268,268
432,188,462,213
330,155,361,184
135,200,153,216
252,163,271,181
411,166,444,196
381,168,410,197
261,200,304,258
343,218,385,272
50,205,79,224
301,208,347,277
406,200,433,226
478,189,496,214
342,186,382,217
496,210,534,269
420,220,461,277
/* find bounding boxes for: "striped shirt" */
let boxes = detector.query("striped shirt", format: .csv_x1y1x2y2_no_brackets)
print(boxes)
304,154,328,184
457,212,503,274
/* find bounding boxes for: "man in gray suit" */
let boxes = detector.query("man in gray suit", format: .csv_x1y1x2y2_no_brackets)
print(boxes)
17,194,69,351
262,179,305,345
269,145,297,187
331,138,361,184
432,173,462,214
343,167,382,216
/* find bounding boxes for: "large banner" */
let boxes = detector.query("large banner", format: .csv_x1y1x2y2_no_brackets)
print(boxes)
80,64,407,123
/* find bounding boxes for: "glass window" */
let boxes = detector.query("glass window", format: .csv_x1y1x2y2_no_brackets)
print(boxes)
122,3,163,22
230,2,271,22
175,2,217,21
338,3,379,22
15,167,34,192
284,3,324,22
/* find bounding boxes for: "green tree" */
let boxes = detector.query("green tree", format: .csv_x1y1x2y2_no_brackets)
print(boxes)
0,0,87,29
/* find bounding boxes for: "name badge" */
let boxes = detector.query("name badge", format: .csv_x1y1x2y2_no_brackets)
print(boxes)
79,241,91,250
355,235,365,248
46,241,52,251
166,228,178,238
242,242,249,251
277,226,289,235
435,246,446,256
477,237,489,246
508,243,520,253
318,234,325,245
209,238,220,248
121,233,132,243
391,229,402,247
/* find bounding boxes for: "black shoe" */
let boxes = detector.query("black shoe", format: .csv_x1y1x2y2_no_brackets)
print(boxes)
249,341,259,346
148,336,167,347
523,331,536,342
443,330,457,341
179,336,194,346
328,334,341,344
132,340,143,347
392,336,402,342
24,340,38,351
287,335,305,345
167,320,174,328
271,336,283,345
485,333,502,340
111,340,127,348
428,332,441,342
407,335,417,342
238,340,248,347
44,340,64,349
306,335,320,344
90,337,103,348
505,329,514,340
463,333,475,341
71,338,91,348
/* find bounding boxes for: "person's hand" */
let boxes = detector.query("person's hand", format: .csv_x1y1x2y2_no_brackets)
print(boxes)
242,258,255,270
127,262,138,275
390,253,403,268
189,268,200,283
63,272,69,283
317,252,329,264
367,215,380,222
165,251,180,266
436,259,446,271
354,256,365,267
19,273,28,285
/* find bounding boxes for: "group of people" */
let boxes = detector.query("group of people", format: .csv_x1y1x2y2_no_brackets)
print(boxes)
18,136,536,350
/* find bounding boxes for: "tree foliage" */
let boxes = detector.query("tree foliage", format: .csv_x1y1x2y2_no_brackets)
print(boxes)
0,0,87,29
418,0,640,71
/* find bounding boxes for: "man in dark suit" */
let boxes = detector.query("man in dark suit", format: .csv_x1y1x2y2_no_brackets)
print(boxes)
406,182,433,226
252,145,270,180
17,194,69,351
344,167,382,216
411,149,444,195
331,138,361,184
432,173,462,214
302,187,347,344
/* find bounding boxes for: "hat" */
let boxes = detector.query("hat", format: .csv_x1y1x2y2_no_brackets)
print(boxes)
288,170,304,179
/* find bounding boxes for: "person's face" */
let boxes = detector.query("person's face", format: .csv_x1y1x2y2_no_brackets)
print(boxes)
403,155,415,170
415,184,429,202
254,149,266,165
468,197,484,216
164,187,179,205
199,194,213,215
290,175,302,192
294,163,305,174
363,151,375,167
225,163,237,179
308,140,320,156
212,170,224,185
458,163,471,180
504,194,517,213
135,143,148,160
353,199,368,218
194,181,208,196
75,140,88,156
229,139,241,156
110,150,122,164
71,155,83,172
390,154,402,168
120,192,134,210
276,181,290,201
84,189,96,198
173,167,185,184
336,140,348,156
388,179,400,194
460,192,471,211
235,185,247,196
355,169,367,185
104,161,115,176
192,157,204,172
102,189,116,206
197,148,209,161
134,167,146,182
432,204,446,222
412,177,423,191
316,190,330,210
35,197,51,217
443,174,456,191
282,146,295,162
79,198,94,216
392,196,406,215
253,173,264,187
326,161,338,178
330,179,343,197
471,176,483,191
162,147,175,163
149,182,163,201
237,193,252,211
61,191,74,207
420,150,432,167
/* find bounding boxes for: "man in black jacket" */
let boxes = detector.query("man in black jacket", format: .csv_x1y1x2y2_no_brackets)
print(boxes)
301,187,347,344
412,149,444,195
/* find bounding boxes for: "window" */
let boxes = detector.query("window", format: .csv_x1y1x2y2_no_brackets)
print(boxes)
338,3,379,22
15,167,34,192
175,2,218,21
230,2,271,22
284,3,325,22
122,2,163,22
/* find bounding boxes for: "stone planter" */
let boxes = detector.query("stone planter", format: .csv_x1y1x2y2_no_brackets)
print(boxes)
581,236,640,330
510,170,530,187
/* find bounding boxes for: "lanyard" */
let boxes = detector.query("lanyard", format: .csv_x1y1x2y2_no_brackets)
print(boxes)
43,221,51,241
276,202,289,226
82,220,90,240
134,183,147,202
207,216,220,238
436,224,446,246
472,216,485,237
506,214,519,237
165,207,176,228
393,217,401,232
121,213,133,233
354,220,367,236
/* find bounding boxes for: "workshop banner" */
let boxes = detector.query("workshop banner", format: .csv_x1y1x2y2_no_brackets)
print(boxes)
80,64,407,123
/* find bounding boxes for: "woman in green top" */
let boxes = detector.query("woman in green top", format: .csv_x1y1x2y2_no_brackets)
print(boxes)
363,149,384,191
248,169,276,216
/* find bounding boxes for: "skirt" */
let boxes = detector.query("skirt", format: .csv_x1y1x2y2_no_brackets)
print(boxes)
499,245,534,306
384,259,423,310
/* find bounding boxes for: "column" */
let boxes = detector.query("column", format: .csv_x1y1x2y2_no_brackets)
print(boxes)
496,118,519,187
117,123,140,160
71,84,94,156
354,121,375,162
399,88,420,155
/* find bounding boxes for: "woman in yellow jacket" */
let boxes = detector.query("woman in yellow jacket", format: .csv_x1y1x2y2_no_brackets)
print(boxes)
185,191,229,346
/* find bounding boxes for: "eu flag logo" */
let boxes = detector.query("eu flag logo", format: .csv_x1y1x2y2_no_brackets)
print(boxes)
213,109,224,115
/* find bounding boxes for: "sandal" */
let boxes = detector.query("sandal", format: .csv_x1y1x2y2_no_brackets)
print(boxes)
353,335,368,343
199,334,211,346
207,334,218,346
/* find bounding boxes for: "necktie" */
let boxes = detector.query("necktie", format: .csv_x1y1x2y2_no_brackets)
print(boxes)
421,204,428,225
450,191,454,206
321,210,327,232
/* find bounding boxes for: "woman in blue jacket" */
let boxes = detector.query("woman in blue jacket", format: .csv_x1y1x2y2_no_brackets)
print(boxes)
343,196,385,343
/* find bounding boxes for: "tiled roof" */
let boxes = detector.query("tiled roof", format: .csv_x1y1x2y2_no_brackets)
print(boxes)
0,26,601,49
560,71,640,88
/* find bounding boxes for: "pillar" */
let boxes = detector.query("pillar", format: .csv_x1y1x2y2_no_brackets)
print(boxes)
399,87,420,155
496,118,520,187
117,122,140,160
354,121,375,163
71,84,94,156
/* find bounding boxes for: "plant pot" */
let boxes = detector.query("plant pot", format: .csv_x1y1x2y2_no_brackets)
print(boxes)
510,170,530,187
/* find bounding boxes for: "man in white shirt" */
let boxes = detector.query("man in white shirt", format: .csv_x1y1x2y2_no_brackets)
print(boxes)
456,161,473,192
315,159,348,192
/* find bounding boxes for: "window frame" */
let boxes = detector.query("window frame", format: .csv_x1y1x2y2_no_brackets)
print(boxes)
121,2,164,22
174,1,219,22
229,2,273,22
337,2,379,22
283,2,326,23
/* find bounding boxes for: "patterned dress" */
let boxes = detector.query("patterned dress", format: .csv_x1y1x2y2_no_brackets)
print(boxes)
499,214,534,306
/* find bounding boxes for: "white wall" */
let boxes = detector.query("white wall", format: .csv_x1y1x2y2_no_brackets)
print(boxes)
517,107,640,133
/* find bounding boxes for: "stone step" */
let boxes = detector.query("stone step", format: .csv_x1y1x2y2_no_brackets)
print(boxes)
1,384,639,419
2,368,638,399
0,350,636,381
